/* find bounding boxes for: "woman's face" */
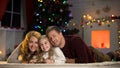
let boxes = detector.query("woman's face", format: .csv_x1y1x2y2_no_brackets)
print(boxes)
28,36,38,52
39,38,51,52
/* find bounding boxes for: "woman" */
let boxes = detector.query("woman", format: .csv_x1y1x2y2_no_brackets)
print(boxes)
7,31,41,63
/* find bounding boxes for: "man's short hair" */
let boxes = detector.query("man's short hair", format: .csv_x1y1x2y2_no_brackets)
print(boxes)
46,26,61,35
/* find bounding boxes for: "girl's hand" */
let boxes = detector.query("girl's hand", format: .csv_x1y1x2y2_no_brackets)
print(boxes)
45,59,54,64
29,59,37,63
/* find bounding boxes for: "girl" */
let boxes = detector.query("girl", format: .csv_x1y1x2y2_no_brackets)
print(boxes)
38,35,66,64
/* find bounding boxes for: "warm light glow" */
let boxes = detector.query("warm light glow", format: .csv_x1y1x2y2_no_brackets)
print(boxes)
119,36,120,38
92,30,110,48
112,14,115,17
97,20,100,23
87,15,92,20
87,22,90,25
82,14,117,27
83,15,86,18
72,22,76,26
112,20,115,22
38,0,43,2
101,22,105,25
0,51,2,55
118,31,120,33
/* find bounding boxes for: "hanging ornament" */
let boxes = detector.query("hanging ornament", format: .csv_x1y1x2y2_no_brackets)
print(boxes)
90,23,93,28
87,22,90,26
81,20,85,28
96,9,100,15
107,24,110,27
101,22,105,26
97,19,101,26
90,25,93,28
102,5,111,13
98,22,101,26
81,24,84,28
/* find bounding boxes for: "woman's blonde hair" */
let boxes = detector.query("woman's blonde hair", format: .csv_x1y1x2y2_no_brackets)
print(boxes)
20,31,41,62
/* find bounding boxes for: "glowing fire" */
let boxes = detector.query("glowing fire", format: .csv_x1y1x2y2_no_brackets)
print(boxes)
91,30,110,48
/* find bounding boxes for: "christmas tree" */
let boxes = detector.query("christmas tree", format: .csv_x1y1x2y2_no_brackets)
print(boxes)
28,0,74,35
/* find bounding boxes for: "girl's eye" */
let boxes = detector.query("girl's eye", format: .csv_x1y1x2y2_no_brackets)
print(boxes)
45,41,47,44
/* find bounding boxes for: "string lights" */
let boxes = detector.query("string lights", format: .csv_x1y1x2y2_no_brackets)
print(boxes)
81,14,120,28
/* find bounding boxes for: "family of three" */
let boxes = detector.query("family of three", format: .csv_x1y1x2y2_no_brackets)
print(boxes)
7,26,95,64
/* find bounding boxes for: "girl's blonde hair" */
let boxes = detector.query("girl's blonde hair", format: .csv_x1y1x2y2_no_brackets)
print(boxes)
20,31,41,62
38,35,54,62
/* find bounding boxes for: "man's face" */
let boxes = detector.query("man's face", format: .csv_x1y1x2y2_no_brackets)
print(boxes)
47,30,62,47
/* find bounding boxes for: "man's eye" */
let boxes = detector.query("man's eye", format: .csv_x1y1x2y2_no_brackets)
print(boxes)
35,42,38,44
45,42,47,44
50,38,52,40
53,35,56,37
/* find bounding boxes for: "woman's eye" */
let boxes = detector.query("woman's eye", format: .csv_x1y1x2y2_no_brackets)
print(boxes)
29,41,33,43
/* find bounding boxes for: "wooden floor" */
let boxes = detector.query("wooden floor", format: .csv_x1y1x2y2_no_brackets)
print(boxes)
0,61,120,68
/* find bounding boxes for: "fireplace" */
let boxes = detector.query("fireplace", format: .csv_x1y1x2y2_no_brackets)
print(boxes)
91,30,110,48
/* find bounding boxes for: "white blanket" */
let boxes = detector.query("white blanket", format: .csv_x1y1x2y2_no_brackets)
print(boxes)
0,61,120,68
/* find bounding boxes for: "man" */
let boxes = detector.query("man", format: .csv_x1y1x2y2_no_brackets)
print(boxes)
46,26,95,63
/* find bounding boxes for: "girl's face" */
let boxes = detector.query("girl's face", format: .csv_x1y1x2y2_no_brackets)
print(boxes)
39,38,51,52
28,36,38,52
